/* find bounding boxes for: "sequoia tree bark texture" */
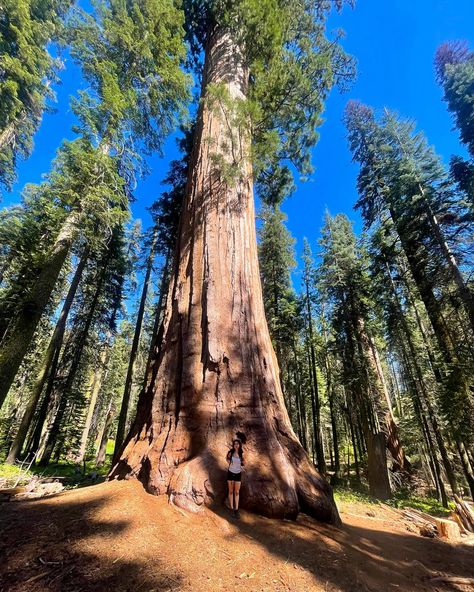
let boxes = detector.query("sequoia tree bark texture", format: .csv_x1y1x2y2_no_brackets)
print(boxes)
110,27,340,525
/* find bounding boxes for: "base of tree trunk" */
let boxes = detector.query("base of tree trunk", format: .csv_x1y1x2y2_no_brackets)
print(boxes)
110,427,340,525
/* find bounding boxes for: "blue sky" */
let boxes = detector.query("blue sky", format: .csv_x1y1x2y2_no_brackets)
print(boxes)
3,0,474,293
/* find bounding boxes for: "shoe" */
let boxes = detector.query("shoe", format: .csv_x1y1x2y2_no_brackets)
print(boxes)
234,509,240,520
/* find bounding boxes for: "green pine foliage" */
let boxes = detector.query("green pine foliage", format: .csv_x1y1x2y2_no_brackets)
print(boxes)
345,101,474,444
258,205,297,352
184,0,354,204
435,41,474,158
0,0,70,190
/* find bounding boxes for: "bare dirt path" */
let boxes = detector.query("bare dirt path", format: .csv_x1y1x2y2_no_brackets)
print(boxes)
0,480,473,592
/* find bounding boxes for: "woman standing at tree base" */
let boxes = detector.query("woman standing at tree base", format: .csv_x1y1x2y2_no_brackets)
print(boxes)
226,439,245,519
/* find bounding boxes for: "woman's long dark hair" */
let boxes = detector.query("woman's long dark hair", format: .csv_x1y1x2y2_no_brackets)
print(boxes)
227,438,243,460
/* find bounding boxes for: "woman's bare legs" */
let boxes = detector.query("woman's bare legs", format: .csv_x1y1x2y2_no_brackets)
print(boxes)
234,481,241,511
227,480,235,510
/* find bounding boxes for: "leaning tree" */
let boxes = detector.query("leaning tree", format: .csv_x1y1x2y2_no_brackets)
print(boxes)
111,0,353,524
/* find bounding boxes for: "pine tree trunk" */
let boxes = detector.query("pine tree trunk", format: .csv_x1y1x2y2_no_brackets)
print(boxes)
40,249,108,465
292,341,307,451
348,294,408,483
76,340,110,463
390,209,474,440
0,113,26,153
143,248,171,392
114,232,157,457
328,387,341,479
418,403,448,506
110,26,339,524
96,399,114,466
386,259,460,494
26,338,63,458
346,410,360,482
304,282,326,473
457,440,474,501
0,210,80,408
5,248,88,464
367,431,392,499
320,313,341,480
367,331,411,472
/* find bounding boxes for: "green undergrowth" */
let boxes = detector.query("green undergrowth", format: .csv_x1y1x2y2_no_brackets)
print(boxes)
0,462,29,486
333,485,453,517
333,486,377,506
387,491,454,517
0,458,112,489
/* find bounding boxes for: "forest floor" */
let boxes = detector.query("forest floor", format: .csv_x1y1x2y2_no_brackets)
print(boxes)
0,479,473,592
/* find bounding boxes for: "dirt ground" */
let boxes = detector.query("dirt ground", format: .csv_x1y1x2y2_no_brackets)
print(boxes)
0,480,473,592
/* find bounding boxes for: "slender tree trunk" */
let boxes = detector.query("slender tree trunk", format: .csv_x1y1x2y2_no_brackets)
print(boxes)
328,388,340,479
390,209,474,439
348,292,408,482
40,249,109,465
385,260,459,494
96,399,114,466
0,112,26,153
26,337,63,458
402,272,443,383
114,232,157,457
411,373,448,506
366,331,411,472
5,249,89,464
346,412,360,482
143,248,171,392
0,210,81,408
76,340,110,463
110,26,339,524
457,440,474,500
292,341,307,450
304,283,326,473
321,319,340,479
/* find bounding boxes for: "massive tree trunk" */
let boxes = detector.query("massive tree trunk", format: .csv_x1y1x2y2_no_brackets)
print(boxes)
110,27,339,524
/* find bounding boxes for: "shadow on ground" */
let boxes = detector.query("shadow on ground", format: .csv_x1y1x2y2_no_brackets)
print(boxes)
1,480,473,592
212,500,474,592
0,485,183,592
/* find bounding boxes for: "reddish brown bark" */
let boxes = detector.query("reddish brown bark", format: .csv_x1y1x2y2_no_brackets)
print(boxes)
110,27,339,524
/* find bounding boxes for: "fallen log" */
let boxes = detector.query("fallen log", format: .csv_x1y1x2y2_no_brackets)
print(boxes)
402,509,437,538
454,495,474,532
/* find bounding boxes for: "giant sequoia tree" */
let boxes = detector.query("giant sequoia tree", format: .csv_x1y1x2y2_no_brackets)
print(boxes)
111,0,353,523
